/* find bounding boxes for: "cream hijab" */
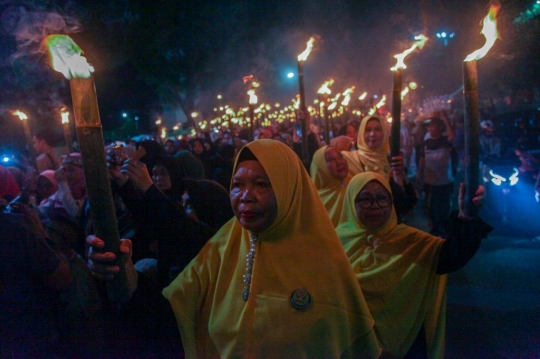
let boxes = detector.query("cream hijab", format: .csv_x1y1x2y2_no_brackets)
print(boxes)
310,145,351,227
342,115,391,179
164,139,379,359
337,172,447,358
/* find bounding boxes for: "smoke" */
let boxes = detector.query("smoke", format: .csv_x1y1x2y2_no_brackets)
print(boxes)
1,6,81,58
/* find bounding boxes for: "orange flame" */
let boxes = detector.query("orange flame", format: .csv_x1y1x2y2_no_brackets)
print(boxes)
358,92,368,100
317,79,334,95
391,34,428,71
13,110,28,121
464,4,501,62
297,37,316,62
60,107,70,124
248,89,258,105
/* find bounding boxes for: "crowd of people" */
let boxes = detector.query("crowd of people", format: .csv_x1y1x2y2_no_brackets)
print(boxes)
1,107,539,358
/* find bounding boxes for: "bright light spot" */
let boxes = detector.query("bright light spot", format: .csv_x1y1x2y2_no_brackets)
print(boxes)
135,116,139,121
409,82,418,90
287,73,294,78
441,32,447,38
3,156,9,163
374,95,378,99
437,33,441,38
217,95,222,100
191,111,199,118
122,113,128,118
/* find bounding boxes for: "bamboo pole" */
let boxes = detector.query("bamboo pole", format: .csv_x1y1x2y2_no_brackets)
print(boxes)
390,68,403,158
463,60,480,217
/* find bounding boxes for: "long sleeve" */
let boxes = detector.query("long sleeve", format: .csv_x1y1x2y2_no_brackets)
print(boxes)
390,178,417,221
436,211,493,274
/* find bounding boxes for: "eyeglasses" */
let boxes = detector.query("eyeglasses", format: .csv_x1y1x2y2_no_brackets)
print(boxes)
355,196,391,209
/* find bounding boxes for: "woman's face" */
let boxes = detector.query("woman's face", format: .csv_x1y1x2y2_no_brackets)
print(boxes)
36,176,55,199
192,140,204,155
325,147,348,181
355,180,392,230
230,160,277,234
152,165,172,191
346,124,358,141
363,119,384,149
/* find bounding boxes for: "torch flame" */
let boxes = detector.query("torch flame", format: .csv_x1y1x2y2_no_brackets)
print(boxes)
464,4,501,62
391,34,428,71
297,37,316,62
401,87,410,100
317,79,335,95
293,96,300,110
60,107,70,124
13,110,28,121
376,95,387,109
248,89,258,105
359,92,368,100
43,35,94,79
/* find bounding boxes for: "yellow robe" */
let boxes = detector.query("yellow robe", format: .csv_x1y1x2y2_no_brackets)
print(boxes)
342,115,391,179
337,172,447,359
163,139,381,359
310,146,351,227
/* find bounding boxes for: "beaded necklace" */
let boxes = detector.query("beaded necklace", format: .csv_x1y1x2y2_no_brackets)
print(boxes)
242,232,259,301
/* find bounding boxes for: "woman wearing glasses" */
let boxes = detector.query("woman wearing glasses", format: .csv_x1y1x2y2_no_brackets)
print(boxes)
336,172,492,359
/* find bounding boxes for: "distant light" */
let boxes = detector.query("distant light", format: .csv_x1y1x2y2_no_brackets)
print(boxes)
409,82,418,90
191,111,199,118
441,32,447,38
449,32,455,38
217,95,222,100
436,33,441,38
2,156,9,163
374,95,378,99
287,72,294,78
134,116,139,121
122,113,127,118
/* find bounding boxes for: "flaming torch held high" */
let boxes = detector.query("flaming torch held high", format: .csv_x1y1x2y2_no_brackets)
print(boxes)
13,110,36,166
297,36,316,164
247,89,258,142
43,35,129,303
60,107,74,153
317,79,334,144
390,34,428,157
463,3,500,217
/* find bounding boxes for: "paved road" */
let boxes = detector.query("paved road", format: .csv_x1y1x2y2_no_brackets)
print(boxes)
406,200,540,358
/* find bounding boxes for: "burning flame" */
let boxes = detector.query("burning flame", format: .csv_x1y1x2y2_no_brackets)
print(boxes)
13,110,28,121
317,79,334,95
248,89,258,105
60,107,70,124
161,127,167,139
297,37,316,62
464,4,501,62
391,34,428,71
376,95,387,108
401,87,409,100
43,35,94,79
293,96,300,110
359,92,368,100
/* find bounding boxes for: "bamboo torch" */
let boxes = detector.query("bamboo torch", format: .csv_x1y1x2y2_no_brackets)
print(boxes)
462,3,500,217
390,35,428,157
43,35,129,303
297,37,316,164
60,107,74,153
317,79,334,144
13,110,37,166
247,89,258,142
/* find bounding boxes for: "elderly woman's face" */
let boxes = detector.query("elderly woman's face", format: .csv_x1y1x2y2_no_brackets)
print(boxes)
364,119,384,149
152,165,172,191
325,147,348,181
230,160,277,234
355,180,392,230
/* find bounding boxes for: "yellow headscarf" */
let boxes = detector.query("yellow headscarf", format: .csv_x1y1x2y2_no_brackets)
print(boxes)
164,139,380,359
337,172,447,359
342,115,391,179
310,145,351,227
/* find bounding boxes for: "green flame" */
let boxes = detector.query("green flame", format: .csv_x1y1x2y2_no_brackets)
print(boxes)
43,34,94,79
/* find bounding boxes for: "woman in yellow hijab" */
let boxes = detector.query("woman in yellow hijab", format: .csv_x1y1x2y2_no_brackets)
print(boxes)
310,145,351,226
163,139,381,358
337,172,491,358
342,115,417,222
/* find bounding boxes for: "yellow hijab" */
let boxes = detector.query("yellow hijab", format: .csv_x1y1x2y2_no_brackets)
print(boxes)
342,116,391,179
164,139,380,359
310,146,351,227
337,172,447,359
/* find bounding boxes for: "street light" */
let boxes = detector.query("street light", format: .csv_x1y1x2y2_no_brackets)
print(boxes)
436,31,455,46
